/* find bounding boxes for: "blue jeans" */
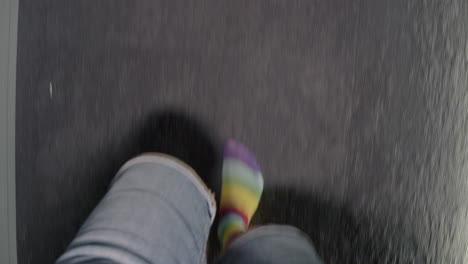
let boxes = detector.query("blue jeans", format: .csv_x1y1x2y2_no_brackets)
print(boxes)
57,154,323,264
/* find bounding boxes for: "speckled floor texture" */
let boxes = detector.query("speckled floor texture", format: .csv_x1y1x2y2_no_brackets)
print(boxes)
16,0,468,263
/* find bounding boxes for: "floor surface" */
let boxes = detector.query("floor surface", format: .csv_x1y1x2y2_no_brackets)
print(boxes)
16,0,468,263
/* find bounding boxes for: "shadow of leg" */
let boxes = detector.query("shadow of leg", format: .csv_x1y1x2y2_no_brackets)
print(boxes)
251,187,420,263
138,110,222,192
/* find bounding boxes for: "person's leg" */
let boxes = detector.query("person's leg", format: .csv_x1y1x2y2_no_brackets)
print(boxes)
57,153,216,264
217,225,324,264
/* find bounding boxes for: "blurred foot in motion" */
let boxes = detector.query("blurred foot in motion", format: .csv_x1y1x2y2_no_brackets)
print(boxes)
217,139,264,248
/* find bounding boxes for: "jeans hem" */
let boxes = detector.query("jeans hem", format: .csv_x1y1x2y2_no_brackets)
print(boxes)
113,153,217,224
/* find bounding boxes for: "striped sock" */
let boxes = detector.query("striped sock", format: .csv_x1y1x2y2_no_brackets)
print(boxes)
217,139,264,249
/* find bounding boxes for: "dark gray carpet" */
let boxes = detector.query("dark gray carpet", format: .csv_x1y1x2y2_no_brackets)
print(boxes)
16,0,468,263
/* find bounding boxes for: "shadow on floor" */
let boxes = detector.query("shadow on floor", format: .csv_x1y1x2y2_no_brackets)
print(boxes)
247,187,421,264
138,110,222,191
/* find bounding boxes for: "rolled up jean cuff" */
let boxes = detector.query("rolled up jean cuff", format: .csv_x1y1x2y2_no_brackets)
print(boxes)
57,153,216,264
114,153,217,223
217,225,324,264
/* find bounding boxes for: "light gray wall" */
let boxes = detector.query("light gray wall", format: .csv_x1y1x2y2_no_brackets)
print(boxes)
0,0,18,262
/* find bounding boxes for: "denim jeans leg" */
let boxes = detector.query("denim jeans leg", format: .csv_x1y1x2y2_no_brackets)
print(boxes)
56,154,216,264
216,225,324,264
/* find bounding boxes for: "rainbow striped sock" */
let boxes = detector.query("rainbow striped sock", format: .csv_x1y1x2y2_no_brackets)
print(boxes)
217,139,264,249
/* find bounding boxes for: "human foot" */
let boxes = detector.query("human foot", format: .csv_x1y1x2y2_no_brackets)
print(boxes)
217,139,264,248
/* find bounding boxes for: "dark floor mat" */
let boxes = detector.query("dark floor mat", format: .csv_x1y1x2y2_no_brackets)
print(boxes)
16,0,468,263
